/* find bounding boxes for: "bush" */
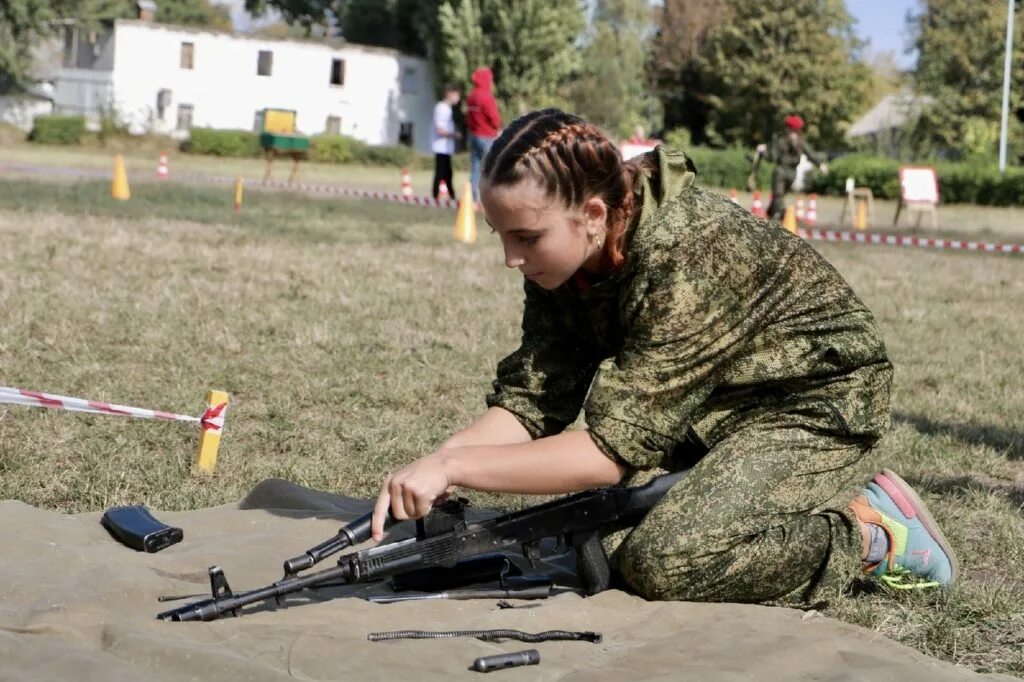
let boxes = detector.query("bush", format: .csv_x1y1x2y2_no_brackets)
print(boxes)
663,128,692,151
685,146,771,190
29,115,86,145
310,134,364,164
804,154,1024,206
184,128,262,157
805,154,901,199
352,143,415,167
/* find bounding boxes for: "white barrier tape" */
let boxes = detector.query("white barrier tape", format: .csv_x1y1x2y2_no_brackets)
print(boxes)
3,162,1019,253
797,228,1022,255
254,176,461,210
0,386,224,431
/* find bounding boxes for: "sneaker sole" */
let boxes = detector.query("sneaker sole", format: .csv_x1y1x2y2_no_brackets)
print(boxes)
877,468,960,584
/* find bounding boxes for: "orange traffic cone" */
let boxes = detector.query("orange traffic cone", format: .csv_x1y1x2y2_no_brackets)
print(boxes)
454,181,476,243
157,150,169,180
438,180,450,202
854,198,868,231
729,188,740,204
782,205,797,233
751,191,766,218
112,154,130,201
795,195,805,222
401,167,412,197
806,194,818,226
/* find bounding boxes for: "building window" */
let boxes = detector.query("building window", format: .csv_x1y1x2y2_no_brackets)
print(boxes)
156,89,172,120
62,27,78,67
400,66,417,94
330,58,345,86
325,115,341,135
257,50,273,76
180,42,194,69
398,122,413,146
176,104,194,130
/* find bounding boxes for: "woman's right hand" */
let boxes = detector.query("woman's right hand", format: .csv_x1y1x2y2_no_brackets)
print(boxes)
370,452,455,541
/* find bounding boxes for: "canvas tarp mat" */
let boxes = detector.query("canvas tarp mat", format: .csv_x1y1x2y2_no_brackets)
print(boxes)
0,478,1014,682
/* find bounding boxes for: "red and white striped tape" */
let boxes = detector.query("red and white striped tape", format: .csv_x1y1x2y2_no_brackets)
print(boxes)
256,177,461,210
253,178,1021,254
4,162,1019,254
0,386,225,432
796,228,1022,255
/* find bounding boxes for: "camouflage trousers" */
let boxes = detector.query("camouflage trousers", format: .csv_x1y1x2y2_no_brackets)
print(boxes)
606,409,872,606
767,167,797,220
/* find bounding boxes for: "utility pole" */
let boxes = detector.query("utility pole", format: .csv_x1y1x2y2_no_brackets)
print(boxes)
998,0,1015,172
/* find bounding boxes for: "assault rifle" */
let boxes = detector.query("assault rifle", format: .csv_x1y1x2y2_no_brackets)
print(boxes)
157,470,686,622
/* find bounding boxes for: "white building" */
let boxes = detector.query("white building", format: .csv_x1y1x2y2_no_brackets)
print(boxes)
53,14,437,153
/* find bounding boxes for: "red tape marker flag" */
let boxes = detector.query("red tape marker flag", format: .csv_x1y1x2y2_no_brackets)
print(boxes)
1,385,229,473
0,385,225,433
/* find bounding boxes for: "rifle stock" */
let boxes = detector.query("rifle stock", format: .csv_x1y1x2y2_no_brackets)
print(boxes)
157,470,686,622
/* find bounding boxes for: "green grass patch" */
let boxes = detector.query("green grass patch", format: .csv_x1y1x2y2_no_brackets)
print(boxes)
0,177,1021,676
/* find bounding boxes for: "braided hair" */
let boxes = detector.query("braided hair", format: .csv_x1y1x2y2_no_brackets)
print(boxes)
482,109,657,270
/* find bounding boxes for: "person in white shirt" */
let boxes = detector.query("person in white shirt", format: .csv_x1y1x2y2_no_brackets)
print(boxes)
432,84,462,201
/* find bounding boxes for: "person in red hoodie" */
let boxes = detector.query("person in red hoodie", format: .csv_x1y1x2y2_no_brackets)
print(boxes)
466,66,502,201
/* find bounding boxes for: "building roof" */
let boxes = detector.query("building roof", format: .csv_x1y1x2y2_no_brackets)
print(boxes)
114,18,421,60
847,92,934,138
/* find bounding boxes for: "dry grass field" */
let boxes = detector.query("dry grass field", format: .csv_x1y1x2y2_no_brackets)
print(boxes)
0,174,1021,675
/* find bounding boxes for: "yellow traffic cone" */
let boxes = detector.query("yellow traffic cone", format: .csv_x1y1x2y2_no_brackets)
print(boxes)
112,154,130,201
854,199,868,231
454,181,477,243
781,205,797,233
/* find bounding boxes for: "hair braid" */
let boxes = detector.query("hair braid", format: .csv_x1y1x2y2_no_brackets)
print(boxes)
483,109,655,270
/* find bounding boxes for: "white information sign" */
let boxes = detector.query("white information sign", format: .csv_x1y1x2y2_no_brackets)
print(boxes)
899,166,939,204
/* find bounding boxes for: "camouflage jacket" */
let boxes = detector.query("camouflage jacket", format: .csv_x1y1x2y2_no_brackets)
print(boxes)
486,147,892,469
769,131,825,170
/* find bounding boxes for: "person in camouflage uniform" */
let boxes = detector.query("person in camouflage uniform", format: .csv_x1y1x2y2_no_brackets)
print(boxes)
760,114,828,222
370,109,958,604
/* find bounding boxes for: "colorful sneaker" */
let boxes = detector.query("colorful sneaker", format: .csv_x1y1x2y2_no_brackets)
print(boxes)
849,468,959,590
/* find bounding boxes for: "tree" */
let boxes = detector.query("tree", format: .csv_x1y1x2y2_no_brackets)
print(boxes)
338,0,399,47
156,0,233,30
649,0,870,149
861,51,904,111
909,0,1024,161
438,0,585,116
569,0,662,138
244,0,339,34
393,0,444,58
336,0,442,55
0,0,127,92
648,0,725,143
437,0,490,95
245,0,441,54
696,0,870,148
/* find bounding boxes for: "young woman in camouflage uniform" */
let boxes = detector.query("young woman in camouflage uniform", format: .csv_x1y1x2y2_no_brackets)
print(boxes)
370,109,957,603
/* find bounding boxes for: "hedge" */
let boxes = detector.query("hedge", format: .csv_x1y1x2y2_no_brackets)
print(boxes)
804,154,1024,206
685,146,774,191
29,115,86,145
177,127,1024,206
184,128,263,157
671,146,1023,207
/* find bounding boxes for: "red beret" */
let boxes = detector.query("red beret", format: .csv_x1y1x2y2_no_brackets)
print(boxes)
784,115,804,130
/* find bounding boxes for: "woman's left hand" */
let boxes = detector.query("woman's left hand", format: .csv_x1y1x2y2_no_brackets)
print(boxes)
371,453,454,541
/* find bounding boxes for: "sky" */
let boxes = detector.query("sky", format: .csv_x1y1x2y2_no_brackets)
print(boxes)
215,0,923,70
846,0,920,70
